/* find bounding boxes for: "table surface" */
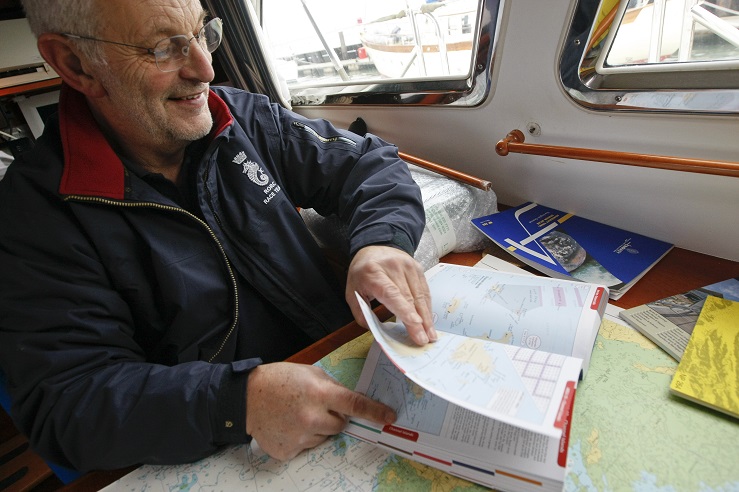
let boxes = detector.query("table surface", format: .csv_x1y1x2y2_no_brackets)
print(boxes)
29,246,739,490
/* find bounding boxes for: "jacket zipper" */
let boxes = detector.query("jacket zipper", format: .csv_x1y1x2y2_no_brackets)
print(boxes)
292,121,357,147
63,195,239,363
200,165,336,336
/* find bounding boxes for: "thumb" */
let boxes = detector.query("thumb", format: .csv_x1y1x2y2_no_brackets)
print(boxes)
347,290,372,328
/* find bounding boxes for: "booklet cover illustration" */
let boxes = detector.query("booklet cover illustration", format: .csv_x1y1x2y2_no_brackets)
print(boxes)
472,202,673,299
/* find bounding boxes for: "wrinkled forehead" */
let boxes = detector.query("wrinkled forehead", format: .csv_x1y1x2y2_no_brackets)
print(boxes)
95,0,207,42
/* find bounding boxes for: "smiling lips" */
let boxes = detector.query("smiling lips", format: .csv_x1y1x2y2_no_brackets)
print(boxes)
170,87,209,102
172,92,202,101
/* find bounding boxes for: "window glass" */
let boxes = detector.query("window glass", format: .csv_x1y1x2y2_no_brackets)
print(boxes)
600,0,739,71
260,0,498,106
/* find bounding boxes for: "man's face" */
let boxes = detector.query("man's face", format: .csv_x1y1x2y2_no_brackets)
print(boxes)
90,0,216,151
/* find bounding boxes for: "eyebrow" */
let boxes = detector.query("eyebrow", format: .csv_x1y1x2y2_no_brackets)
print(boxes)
198,10,209,27
190,10,209,34
149,10,210,39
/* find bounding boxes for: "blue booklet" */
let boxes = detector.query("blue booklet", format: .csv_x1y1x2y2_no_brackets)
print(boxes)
472,202,673,299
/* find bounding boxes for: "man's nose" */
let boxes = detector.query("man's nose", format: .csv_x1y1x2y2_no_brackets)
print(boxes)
179,39,215,82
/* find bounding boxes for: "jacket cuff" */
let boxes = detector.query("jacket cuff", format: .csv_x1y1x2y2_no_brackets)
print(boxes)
350,226,416,258
386,229,415,256
211,358,262,445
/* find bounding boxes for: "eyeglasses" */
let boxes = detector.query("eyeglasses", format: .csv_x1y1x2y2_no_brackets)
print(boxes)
64,17,223,72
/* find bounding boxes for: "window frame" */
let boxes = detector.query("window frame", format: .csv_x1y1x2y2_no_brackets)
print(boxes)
560,0,739,115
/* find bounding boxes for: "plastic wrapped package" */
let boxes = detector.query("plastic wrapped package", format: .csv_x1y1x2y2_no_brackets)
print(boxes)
300,163,497,271
0,148,11,181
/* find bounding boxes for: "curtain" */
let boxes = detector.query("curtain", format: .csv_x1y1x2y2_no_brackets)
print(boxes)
202,0,291,107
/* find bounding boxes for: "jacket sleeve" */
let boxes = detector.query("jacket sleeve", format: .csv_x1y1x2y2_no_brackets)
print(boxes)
0,167,252,472
268,103,426,257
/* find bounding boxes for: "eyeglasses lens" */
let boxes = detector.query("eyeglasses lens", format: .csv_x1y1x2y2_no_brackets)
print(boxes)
153,18,223,72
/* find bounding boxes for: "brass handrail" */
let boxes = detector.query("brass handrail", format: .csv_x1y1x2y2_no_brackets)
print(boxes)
399,151,493,190
496,129,739,178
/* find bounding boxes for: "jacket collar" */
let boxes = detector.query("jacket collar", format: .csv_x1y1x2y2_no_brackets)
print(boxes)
58,84,234,199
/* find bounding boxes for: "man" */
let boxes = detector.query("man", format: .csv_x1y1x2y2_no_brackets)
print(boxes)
0,0,437,472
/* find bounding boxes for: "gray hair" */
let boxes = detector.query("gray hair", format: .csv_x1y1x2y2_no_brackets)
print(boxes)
21,0,107,66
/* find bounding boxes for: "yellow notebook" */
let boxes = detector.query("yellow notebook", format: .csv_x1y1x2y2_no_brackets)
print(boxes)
669,296,739,419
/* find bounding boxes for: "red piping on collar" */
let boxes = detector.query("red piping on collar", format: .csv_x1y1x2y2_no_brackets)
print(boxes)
58,85,234,199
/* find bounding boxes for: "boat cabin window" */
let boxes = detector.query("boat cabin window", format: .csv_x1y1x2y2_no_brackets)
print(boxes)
253,0,500,106
561,0,739,113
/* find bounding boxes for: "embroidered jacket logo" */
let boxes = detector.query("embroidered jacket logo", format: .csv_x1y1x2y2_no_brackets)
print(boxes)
232,151,269,186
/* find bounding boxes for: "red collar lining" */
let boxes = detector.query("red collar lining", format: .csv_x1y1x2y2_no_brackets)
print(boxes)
59,85,125,198
58,85,234,199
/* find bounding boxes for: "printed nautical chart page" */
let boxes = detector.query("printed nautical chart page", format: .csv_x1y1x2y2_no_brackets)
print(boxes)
346,342,569,489
358,297,580,438
357,304,586,436
425,262,605,370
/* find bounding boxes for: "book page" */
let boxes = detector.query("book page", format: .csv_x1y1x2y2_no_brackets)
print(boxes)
474,253,531,274
424,263,607,373
357,293,582,438
345,343,570,489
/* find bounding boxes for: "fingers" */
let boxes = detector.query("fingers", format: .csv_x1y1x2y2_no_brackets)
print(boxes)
347,291,370,329
246,363,395,462
347,245,437,346
375,270,432,345
325,381,397,426
398,266,435,344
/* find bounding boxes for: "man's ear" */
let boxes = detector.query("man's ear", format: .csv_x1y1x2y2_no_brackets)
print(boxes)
36,33,107,98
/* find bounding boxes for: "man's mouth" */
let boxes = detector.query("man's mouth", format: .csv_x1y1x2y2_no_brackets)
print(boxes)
171,93,202,101
170,88,208,101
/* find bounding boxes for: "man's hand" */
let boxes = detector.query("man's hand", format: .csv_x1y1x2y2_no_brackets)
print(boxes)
246,362,396,461
346,245,437,345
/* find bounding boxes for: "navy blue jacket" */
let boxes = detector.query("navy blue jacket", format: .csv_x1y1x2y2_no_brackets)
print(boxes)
0,85,424,471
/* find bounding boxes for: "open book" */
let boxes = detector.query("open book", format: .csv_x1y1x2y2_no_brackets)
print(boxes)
347,263,608,492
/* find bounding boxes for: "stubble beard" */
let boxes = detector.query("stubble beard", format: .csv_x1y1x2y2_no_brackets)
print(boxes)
103,73,214,147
